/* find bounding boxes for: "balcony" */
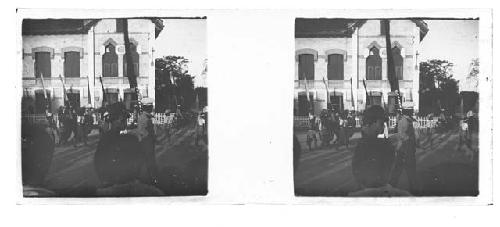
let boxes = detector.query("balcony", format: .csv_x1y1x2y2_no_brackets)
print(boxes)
22,76,150,87
359,79,413,89
294,79,352,90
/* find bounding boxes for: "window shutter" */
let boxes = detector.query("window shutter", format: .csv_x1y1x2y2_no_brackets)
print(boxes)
299,54,314,80
64,52,80,77
35,52,51,78
111,63,118,77
367,66,374,80
327,54,343,80
375,66,382,80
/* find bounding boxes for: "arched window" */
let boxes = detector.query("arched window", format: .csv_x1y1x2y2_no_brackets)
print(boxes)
123,43,140,77
298,54,314,80
327,54,344,80
366,47,382,80
64,51,80,77
392,47,403,80
102,44,118,77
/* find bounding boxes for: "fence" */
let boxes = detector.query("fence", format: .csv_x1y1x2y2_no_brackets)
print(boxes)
126,113,176,125
294,115,438,130
22,114,59,125
23,113,177,127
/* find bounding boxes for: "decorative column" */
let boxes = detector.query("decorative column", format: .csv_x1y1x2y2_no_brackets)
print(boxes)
381,47,388,81
117,46,124,78
87,26,96,107
148,23,155,100
351,28,359,111
53,54,63,78
412,27,420,113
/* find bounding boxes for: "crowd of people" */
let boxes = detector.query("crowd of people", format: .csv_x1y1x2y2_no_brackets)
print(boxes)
305,109,357,151
294,105,421,196
22,98,208,197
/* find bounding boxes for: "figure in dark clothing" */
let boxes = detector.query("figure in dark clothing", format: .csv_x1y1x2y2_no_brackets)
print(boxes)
390,109,418,194
350,105,409,196
125,98,159,185
293,134,302,175
93,102,162,195
22,122,56,196
74,108,86,147
306,113,318,151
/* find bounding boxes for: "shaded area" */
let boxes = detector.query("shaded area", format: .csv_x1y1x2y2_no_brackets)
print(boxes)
294,129,478,197
24,121,207,197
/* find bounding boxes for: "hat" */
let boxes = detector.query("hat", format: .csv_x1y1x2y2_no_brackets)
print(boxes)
108,102,129,121
141,97,154,106
363,105,388,125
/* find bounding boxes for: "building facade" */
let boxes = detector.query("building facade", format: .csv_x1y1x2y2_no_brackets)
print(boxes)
294,19,428,116
22,19,163,114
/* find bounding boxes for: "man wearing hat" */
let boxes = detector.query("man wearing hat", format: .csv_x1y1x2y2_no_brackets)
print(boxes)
349,105,413,196
124,97,158,185
390,107,418,194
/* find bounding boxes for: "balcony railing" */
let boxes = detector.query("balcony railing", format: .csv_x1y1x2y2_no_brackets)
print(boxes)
294,79,413,90
22,76,150,87
294,80,352,89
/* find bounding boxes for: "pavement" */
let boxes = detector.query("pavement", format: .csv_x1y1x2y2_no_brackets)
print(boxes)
41,123,208,197
294,128,479,196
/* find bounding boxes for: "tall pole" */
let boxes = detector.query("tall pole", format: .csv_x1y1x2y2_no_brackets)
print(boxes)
40,73,49,113
123,19,140,109
383,19,401,109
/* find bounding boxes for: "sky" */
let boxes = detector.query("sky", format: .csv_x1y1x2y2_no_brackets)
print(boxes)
419,20,479,89
154,19,207,81
152,19,479,90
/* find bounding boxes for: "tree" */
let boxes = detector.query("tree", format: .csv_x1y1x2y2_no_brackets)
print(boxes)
419,59,460,116
155,56,195,112
122,19,138,101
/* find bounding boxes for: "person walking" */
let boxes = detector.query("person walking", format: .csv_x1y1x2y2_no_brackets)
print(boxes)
125,98,158,185
390,108,418,194
306,112,318,151
352,105,396,191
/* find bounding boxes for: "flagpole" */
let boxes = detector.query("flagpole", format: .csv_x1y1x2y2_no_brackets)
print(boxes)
40,73,49,112
304,74,311,114
87,77,92,105
99,76,107,107
350,77,355,109
363,79,370,108
322,77,330,110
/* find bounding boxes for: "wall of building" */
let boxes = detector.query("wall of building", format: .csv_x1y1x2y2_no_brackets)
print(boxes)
295,37,353,81
22,19,156,111
22,34,89,78
294,19,421,113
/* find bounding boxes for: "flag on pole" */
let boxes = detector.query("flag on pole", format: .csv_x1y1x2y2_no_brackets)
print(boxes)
304,75,311,113
362,79,370,106
332,83,337,111
322,77,330,109
350,78,355,108
304,76,310,102
59,75,70,107
87,77,92,105
99,76,107,106
40,73,48,100
40,73,49,112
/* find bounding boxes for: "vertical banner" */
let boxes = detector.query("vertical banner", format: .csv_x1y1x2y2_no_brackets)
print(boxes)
322,77,330,109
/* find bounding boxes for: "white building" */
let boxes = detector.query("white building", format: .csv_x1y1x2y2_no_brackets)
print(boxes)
22,18,164,113
294,19,428,115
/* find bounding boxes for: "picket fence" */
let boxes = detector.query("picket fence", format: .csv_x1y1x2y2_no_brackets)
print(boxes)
23,113,177,127
294,115,438,129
